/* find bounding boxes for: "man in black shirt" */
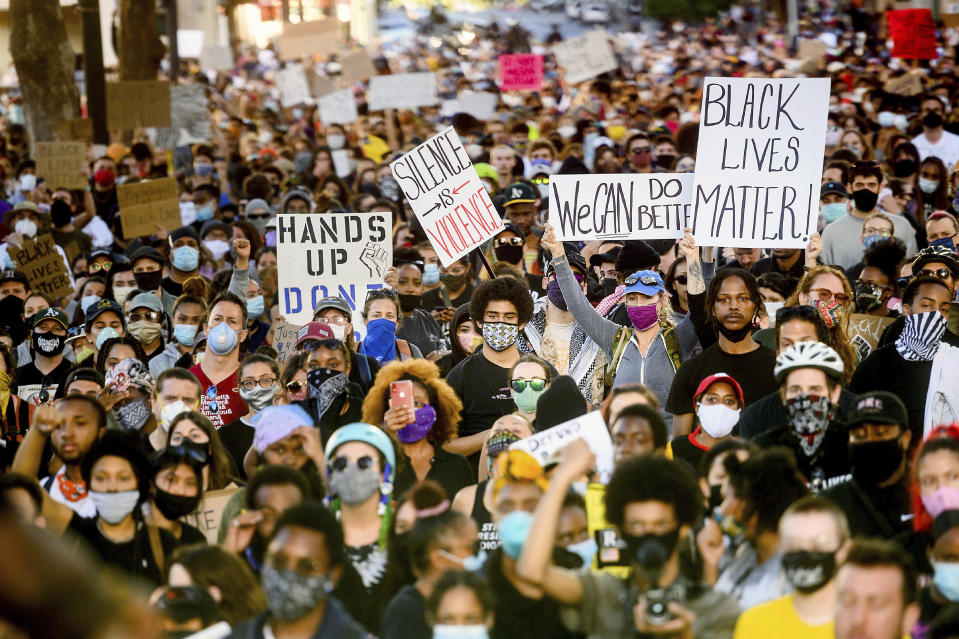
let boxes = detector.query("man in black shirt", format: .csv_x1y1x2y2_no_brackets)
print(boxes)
15,308,73,402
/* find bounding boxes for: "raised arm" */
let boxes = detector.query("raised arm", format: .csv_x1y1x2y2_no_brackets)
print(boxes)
12,406,76,534
227,239,251,299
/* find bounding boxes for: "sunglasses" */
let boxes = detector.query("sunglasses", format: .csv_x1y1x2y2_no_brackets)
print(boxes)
128,310,162,323
89,262,112,273
496,237,524,247
625,273,660,287
919,268,953,280
301,338,343,351
511,378,547,393
530,177,549,185
674,275,688,285
812,288,850,304
330,455,375,473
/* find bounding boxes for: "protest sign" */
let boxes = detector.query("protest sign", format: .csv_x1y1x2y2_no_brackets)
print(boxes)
272,321,304,366
278,19,339,60
153,84,211,149
51,118,93,143
884,72,923,96
510,411,615,483
6,235,73,300
181,485,242,544
888,9,938,59
35,142,87,189
277,212,392,326
389,126,503,266
117,177,181,239
106,81,171,129
848,313,896,361
797,38,828,60
549,173,694,241
552,31,617,85
317,88,358,125
276,66,313,108
943,0,959,27
199,45,234,70
177,29,204,58
440,91,498,121
368,73,438,111
337,48,376,87
499,54,544,90
690,77,830,248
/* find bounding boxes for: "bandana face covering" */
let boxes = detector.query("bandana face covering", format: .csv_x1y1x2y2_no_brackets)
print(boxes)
854,281,884,313
785,393,834,457
482,322,519,352
328,464,381,506
261,565,332,622
397,404,437,443
360,318,398,364
896,310,946,361
307,367,348,418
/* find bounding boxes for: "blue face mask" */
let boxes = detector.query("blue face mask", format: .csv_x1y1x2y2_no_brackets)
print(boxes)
820,202,846,223
931,237,957,253
247,295,265,321
173,323,198,347
172,246,199,271
207,321,238,355
934,559,959,601
434,625,489,639
193,163,214,177
863,234,884,249
566,537,598,569
95,326,120,351
195,203,215,222
81,295,101,311
422,263,441,286
359,318,398,364
498,510,534,560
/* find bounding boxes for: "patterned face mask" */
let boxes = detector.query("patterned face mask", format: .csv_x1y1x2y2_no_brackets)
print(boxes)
261,565,332,621
785,393,834,457
113,397,152,432
482,322,519,352
896,310,946,362
307,367,348,418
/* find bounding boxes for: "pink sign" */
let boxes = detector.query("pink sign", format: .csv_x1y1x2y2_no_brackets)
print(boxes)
499,54,544,91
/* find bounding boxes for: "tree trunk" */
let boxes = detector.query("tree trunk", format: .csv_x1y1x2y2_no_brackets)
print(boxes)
9,0,81,148
117,0,165,80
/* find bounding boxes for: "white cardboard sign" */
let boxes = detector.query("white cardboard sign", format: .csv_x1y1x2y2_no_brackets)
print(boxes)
389,126,503,266
510,411,615,483
368,73,438,111
276,65,313,108
549,173,694,241
691,77,830,248
318,88,358,125
277,213,392,326
440,91,499,121
552,30,617,85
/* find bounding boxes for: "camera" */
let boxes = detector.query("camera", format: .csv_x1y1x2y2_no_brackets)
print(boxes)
644,584,685,627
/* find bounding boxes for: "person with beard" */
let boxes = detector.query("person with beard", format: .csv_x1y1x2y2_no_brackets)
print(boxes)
219,354,280,475
14,308,73,401
913,95,959,170
392,248,447,358
12,394,106,524
491,224,544,297
517,441,740,639
225,501,367,639
823,392,913,538
146,444,207,544
732,496,850,639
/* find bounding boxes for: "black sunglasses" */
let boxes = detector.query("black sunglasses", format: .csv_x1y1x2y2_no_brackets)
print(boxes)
625,273,660,286
918,268,953,280
301,338,343,351
674,275,688,285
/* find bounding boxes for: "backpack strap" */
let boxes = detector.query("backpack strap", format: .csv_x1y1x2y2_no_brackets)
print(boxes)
605,326,635,389
356,353,372,388
396,339,412,360
147,523,165,576
661,324,683,373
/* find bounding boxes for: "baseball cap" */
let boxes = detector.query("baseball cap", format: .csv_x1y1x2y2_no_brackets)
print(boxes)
127,292,163,313
31,307,68,331
85,298,124,328
622,269,666,296
0,269,29,287
313,296,352,319
504,182,537,207
199,220,232,240
546,243,588,277
821,181,849,199
130,246,165,267
694,373,745,406
295,321,336,348
845,391,908,427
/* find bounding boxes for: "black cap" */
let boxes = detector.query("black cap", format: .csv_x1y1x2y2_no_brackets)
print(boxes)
84,298,124,329
615,240,660,273
546,242,588,276
535,375,588,430
170,226,199,243
130,246,165,267
0,269,29,287
821,181,849,199
845,391,908,427
88,248,114,262
589,246,622,269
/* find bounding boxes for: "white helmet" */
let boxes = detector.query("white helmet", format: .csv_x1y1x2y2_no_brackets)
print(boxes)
774,341,844,384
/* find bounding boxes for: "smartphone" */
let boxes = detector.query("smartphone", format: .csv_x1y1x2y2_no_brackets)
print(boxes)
390,380,414,412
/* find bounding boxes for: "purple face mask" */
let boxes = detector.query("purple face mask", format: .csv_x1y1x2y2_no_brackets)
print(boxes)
397,404,437,443
627,304,659,331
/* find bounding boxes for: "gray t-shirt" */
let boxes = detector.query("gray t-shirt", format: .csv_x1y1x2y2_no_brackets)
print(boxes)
820,211,917,270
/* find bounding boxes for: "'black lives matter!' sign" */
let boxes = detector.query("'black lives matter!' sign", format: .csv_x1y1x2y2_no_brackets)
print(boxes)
691,78,829,248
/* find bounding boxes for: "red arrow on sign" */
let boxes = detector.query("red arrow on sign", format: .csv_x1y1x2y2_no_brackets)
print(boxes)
452,181,470,195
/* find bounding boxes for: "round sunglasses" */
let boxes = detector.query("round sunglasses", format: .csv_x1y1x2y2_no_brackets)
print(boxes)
511,378,547,393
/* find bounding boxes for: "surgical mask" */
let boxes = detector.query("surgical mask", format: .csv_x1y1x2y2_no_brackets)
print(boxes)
820,202,846,223
81,295,101,311
173,323,198,347
203,239,230,261
327,323,349,340
159,400,192,431
785,393,835,457
113,286,136,306
934,560,959,601
434,625,489,639
261,565,332,621
894,114,909,131
627,304,658,331
89,489,140,524
512,384,545,414
877,111,896,127
172,246,200,271
852,188,878,212
499,510,534,559
397,404,437,443
114,397,153,431
154,489,201,520
17,174,36,191
195,203,215,223
422,263,441,286
247,295,265,321
326,134,345,150
14,219,37,238
134,269,163,291
95,326,120,351
920,177,940,195
482,322,519,351
129,320,161,345
557,125,577,139
33,331,66,357
440,548,487,572
566,537,598,569
193,163,214,177
328,463,381,506
207,321,238,355
239,383,278,412
781,550,837,594
696,403,740,438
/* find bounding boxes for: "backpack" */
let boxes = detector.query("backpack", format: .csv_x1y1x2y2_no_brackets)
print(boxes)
604,323,682,389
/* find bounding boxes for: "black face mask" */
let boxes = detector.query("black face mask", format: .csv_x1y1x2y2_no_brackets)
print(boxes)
494,244,524,264
181,438,211,459
398,293,421,313
153,487,201,520
655,154,677,169
134,269,163,291
32,331,65,356
854,281,884,314
850,437,904,485
716,321,754,343
923,111,945,129
51,200,73,228
781,550,837,594
602,277,618,297
893,158,918,178
622,529,680,573
852,188,879,212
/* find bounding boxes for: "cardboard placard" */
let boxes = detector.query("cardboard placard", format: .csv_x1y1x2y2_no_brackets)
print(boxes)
942,0,959,27
389,126,503,266
499,54,544,91
440,91,498,121
888,9,938,59
181,485,242,544
278,19,339,60
271,321,304,366
552,30,617,85
51,118,93,143
307,69,338,98
35,141,87,189
337,48,376,87
884,72,924,96
277,213,392,325
276,65,313,108
847,313,896,361
116,177,181,239
6,235,73,300
691,77,830,248
549,173,694,241
106,81,171,130
317,88,358,125
367,73,438,111
797,38,828,60
510,411,615,483
199,45,234,70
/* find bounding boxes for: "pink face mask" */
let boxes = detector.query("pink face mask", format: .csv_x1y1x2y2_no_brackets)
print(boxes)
922,486,959,518
627,304,659,331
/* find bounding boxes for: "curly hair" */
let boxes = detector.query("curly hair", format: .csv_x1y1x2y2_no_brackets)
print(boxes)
724,446,808,535
605,454,703,530
785,265,856,380
168,544,266,627
470,276,534,326
362,359,463,448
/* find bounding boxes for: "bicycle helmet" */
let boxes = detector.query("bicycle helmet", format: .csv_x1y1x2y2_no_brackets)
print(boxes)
774,341,844,384
912,245,959,277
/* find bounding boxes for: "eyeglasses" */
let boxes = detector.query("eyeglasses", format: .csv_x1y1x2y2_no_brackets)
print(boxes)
264,552,326,578
89,262,112,273
855,279,892,292
128,310,161,323
919,268,953,280
624,273,659,287
776,305,819,322
674,275,688,285
630,146,651,154
330,455,375,473
496,237,524,247
811,288,850,304
511,378,547,393
239,376,278,391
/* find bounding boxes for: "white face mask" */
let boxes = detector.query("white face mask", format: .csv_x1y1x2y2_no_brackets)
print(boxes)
14,218,37,238
696,403,741,438
203,239,231,261
159,400,192,431
327,134,346,150
557,125,577,140
327,323,349,340
17,174,36,192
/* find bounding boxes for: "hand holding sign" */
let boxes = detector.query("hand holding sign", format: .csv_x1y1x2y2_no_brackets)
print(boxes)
360,242,389,278
553,438,597,484
541,223,564,259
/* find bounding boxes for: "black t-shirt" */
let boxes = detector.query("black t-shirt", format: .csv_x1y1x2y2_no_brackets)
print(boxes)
14,357,74,398
349,351,381,393
67,515,179,585
737,388,859,440
396,309,446,356
823,477,912,538
486,549,577,639
219,418,254,478
179,522,208,545
394,447,475,501
749,253,806,280
422,283,475,312
753,422,851,488
380,584,430,639
666,344,777,416
447,351,515,469
668,433,710,475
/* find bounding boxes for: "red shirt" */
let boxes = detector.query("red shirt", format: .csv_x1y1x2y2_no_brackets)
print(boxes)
189,364,246,429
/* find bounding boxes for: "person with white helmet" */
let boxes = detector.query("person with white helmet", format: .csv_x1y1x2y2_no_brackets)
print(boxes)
754,341,851,490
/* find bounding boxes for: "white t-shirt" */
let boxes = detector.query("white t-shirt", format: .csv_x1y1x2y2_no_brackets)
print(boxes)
44,465,96,518
912,130,959,170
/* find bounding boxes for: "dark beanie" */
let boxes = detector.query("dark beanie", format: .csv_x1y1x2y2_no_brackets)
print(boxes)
615,240,660,274
535,375,588,431
170,225,199,243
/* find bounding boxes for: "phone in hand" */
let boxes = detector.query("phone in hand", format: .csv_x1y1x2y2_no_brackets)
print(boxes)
390,380,415,412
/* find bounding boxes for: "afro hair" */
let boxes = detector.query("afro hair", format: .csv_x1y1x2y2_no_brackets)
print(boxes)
469,276,534,327
605,454,703,530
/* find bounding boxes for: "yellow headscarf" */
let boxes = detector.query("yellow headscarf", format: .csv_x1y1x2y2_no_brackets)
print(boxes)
493,449,549,498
